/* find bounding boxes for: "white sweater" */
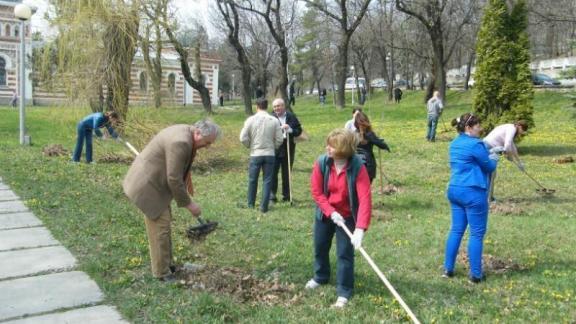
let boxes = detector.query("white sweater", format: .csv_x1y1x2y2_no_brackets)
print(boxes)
239,111,283,157
483,124,518,156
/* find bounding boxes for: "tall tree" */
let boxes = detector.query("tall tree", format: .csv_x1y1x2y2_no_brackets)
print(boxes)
236,0,296,111
161,9,213,113
140,0,168,109
302,0,373,109
473,0,533,132
215,0,253,115
45,0,140,119
395,0,478,102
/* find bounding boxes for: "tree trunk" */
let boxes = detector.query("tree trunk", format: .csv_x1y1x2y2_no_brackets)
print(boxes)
279,47,290,111
335,36,351,109
241,66,253,115
464,52,475,91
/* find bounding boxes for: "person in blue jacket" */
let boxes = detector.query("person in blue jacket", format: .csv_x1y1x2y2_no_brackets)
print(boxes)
72,111,120,163
443,112,500,283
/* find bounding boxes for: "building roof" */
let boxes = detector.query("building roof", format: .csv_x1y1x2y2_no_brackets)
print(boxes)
0,0,22,6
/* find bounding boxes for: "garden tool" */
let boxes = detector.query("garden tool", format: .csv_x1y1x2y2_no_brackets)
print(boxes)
439,113,450,133
286,132,293,205
512,160,556,195
123,141,220,239
335,222,421,324
378,149,384,195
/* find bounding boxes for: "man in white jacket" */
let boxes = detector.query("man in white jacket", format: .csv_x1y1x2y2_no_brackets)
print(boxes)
483,120,529,201
240,98,284,213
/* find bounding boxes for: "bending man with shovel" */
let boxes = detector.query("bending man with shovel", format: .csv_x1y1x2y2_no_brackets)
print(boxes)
123,119,221,282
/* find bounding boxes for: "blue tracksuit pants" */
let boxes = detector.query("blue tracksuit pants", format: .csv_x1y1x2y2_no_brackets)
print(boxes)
444,185,489,278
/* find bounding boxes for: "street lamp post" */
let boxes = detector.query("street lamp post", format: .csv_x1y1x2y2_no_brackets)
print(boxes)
14,4,32,145
231,73,235,100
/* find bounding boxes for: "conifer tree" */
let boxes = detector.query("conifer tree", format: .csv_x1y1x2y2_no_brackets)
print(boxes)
473,0,533,133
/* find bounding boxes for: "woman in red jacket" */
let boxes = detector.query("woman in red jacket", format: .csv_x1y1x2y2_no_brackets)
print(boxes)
306,128,372,308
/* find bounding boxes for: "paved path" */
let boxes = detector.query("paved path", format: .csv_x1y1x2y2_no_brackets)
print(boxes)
0,177,127,323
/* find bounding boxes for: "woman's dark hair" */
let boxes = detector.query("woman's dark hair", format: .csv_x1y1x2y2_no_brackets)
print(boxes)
352,107,362,115
354,111,372,144
451,112,480,133
106,111,119,119
515,120,528,132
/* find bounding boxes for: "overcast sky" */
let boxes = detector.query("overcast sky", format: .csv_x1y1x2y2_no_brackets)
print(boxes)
23,0,214,37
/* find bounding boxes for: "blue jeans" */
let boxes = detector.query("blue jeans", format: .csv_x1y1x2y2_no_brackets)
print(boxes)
313,216,355,299
444,185,489,278
72,125,93,162
427,115,439,141
247,156,275,212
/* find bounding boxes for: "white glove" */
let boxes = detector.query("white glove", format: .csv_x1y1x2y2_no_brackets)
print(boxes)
489,146,505,155
330,211,344,226
351,229,365,250
517,161,525,171
488,153,500,161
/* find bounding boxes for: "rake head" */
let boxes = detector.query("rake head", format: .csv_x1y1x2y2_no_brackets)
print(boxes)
186,219,218,241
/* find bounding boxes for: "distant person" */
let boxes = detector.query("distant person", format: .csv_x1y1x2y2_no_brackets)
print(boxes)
443,113,498,284
289,80,296,106
219,92,224,107
271,98,302,203
344,108,362,132
123,120,221,282
354,111,391,183
359,86,367,105
426,91,444,142
239,98,283,213
255,86,264,99
306,128,373,308
483,121,528,202
72,111,119,163
394,87,403,103
320,88,327,105
10,90,17,108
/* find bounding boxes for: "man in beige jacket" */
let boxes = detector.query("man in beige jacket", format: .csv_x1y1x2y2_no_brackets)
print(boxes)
123,119,221,281
239,98,283,213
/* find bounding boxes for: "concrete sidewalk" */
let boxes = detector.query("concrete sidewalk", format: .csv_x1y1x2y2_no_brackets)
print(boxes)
0,177,128,323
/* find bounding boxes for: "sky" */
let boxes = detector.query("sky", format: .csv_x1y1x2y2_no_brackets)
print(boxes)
23,0,213,37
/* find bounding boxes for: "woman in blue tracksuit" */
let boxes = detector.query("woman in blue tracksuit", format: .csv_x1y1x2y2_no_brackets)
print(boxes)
72,111,119,163
443,113,499,283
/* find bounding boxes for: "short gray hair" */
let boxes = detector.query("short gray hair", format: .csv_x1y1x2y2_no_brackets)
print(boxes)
272,98,285,107
194,119,222,139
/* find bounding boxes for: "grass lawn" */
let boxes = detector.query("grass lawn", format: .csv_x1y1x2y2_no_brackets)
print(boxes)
0,89,575,323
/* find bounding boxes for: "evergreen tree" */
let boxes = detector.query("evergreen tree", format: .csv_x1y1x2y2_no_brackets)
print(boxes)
473,0,533,133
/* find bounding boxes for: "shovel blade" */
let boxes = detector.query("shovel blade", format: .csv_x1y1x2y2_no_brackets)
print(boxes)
186,220,218,241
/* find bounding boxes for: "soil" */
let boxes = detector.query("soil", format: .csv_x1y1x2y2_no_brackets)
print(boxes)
42,144,68,157
380,184,402,195
174,266,301,306
97,154,134,164
457,252,525,274
490,201,524,215
552,156,574,164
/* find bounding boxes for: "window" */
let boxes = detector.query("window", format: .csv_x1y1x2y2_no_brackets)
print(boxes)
5,24,10,37
14,25,19,38
167,73,176,95
139,71,147,92
0,57,6,86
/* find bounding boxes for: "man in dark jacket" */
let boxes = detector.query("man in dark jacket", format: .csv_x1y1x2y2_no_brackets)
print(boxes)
394,87,403,103
271,98,302,202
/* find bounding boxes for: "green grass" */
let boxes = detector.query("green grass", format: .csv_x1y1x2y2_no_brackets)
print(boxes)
1,89,575,323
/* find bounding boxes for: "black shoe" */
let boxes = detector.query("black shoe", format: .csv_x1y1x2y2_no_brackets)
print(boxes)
169,265,177,274
159,273,177,283
442,270,455,278
468,275,486,283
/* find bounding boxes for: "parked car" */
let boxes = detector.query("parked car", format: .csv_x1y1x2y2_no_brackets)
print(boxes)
532,73,561,86
345,77,366,90
370,78,387,88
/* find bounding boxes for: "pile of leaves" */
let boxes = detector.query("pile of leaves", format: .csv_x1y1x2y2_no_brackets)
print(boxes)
552,156,574,164
490,201,524,215
42,144,68,157
457,252,525,274
97,153,133,164
176,266,301,306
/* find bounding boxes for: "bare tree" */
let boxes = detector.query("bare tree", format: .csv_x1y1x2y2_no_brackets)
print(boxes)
236,0,297,111
302,0,373,109
396,0,478,101
215,0,254,115
160,7,212,113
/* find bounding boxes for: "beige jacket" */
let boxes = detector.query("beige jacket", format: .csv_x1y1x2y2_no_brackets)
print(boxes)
123,125,194,219
239,111,283,156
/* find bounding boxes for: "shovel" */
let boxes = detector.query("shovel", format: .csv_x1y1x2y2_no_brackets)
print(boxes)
123,139,220,237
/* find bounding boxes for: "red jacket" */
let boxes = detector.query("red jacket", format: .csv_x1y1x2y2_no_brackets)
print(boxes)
310,160,372,230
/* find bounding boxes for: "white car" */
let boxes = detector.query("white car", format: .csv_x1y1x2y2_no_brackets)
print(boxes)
371,78,387,88
345,77,366,90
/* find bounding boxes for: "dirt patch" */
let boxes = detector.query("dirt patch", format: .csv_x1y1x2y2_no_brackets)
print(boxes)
175,266,301,306
42,144,68,157
457,252,525,274
97,154,134,164
375,184,403,195
553,156,574,164
490,201,524,215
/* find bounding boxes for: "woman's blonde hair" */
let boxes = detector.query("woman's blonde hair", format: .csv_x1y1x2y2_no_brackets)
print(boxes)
326,128,358,159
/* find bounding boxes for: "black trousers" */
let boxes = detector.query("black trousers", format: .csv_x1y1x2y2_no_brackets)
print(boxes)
271,144,296,200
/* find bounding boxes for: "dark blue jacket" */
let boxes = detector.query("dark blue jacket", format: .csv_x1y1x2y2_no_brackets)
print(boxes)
449,133,497,189
78,112,118,138
273,111,302,157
